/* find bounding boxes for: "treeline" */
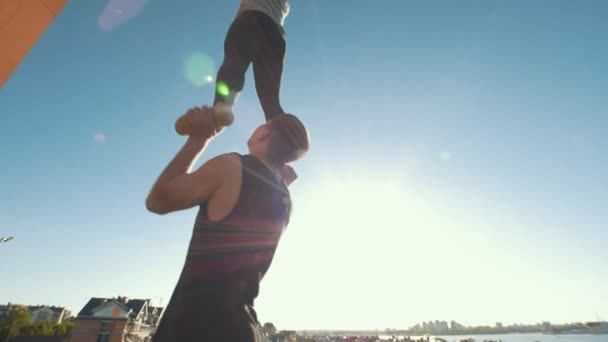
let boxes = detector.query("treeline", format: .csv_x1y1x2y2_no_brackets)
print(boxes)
0,307,73,342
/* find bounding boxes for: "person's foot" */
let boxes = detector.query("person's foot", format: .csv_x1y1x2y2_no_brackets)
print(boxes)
213,103,235,127
175,105,234,136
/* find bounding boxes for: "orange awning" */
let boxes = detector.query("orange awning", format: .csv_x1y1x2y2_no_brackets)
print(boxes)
0,0,68,88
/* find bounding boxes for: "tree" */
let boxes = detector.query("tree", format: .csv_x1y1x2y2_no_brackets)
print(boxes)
0,309,73,341
33,322,53,335
262,322,277,336
51,321,73,336
0,307,33,341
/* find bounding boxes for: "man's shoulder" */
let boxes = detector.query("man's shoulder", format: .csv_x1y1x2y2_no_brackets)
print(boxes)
205,152,243,169
194,153,240,178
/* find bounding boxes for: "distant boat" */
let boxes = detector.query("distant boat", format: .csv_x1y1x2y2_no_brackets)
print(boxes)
585,321,608,334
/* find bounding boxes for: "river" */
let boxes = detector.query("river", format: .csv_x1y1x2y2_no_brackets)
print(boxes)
430,333,606,342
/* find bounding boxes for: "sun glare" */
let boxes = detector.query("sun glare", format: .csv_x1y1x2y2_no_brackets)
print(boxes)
271,165,475,290
258,164,532,329
286,169,460,265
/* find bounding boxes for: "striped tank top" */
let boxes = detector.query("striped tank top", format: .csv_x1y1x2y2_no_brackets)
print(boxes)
180,153,292,300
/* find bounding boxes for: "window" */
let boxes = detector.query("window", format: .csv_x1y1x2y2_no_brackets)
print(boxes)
97,332,110,342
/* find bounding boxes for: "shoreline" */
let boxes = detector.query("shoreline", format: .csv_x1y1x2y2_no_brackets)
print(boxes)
295,331,604,337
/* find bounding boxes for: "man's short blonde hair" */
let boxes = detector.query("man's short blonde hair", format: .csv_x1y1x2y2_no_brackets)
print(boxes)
267,113,310,165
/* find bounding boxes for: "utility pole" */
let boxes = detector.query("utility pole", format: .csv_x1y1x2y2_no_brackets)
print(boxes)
0,236,14,244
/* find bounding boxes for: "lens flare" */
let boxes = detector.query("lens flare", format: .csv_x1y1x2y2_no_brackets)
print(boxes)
216,81,230,97
183,51,216,87
98,0,149,32
94,133,106,144
440,152,452,161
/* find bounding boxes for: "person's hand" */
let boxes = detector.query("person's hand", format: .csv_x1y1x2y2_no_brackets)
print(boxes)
180,106,221,139
278,165,297,185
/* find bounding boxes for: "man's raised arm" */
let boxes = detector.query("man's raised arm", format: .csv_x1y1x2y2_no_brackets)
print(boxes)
145,106,226,215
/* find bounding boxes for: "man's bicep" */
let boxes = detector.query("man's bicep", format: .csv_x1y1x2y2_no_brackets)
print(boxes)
163,174,214,210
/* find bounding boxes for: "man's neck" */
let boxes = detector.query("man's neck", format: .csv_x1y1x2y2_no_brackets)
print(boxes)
250,153,281,172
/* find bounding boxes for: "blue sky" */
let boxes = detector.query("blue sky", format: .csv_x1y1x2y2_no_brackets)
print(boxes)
1,0,607,330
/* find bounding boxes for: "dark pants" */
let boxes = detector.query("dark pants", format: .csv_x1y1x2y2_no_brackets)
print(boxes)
151,275,264,342
214,10,286,121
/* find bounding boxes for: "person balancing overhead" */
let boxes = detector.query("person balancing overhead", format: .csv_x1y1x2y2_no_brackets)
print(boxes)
176,0,291,135
146,105,309,341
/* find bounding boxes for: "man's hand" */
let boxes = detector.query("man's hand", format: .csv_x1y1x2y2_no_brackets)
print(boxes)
278,165,297,186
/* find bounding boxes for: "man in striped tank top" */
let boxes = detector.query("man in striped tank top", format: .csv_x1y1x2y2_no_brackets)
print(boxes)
176,0,291,135
146,105,309,342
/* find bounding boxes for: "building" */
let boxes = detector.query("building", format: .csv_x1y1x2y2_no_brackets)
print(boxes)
434,321,449,333
585,321,608,334
1,303,26,319
0,303,12,318
69,296,163,342
0,0,69,88
28,306,71,324
271,331,297,342
450,321,465,330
